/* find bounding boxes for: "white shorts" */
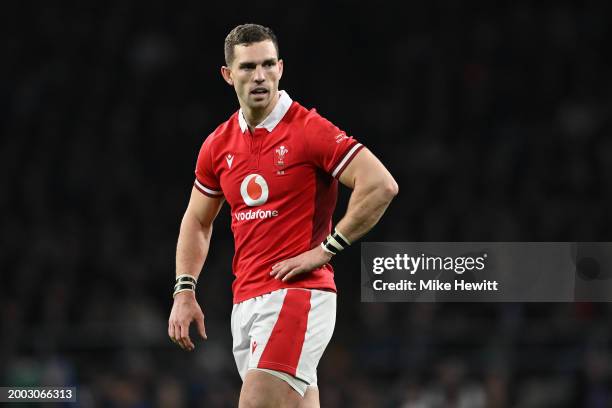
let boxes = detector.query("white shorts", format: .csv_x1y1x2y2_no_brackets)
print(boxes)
231,288,336,396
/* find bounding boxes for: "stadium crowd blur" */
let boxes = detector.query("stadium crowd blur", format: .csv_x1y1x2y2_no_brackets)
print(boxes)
3,1,612,406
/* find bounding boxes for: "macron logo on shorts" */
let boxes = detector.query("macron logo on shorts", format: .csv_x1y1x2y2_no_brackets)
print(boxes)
252,341,257,353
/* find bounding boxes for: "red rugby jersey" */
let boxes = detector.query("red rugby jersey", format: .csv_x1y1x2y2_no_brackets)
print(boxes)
194,91,364,303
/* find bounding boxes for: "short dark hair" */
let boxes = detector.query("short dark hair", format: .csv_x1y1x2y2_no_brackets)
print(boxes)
224,24,279,66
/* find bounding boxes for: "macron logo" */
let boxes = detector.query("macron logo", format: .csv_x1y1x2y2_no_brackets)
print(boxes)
226,154,234,168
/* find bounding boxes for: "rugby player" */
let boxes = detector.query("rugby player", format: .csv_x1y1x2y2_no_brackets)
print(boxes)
168,23,398,408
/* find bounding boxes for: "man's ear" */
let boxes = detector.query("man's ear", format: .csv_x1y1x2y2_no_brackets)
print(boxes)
221,66,233,86
277,59,284,80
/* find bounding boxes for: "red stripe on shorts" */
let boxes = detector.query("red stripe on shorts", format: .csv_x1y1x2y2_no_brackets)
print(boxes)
258,289,312,376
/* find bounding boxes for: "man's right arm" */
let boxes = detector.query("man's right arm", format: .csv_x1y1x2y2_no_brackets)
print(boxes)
169,187,224,351
176,187,225,280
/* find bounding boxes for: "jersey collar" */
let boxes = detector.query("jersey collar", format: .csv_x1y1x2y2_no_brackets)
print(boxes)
238,90,293,133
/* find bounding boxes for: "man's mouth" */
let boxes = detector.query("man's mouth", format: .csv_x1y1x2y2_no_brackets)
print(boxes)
250,88,269,95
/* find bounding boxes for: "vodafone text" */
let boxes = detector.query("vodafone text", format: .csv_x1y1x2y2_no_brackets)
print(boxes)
372,253,487,275
234,209,279,221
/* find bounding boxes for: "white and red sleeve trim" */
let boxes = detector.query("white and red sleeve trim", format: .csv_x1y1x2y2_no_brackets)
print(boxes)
331,142,365,178
194,179,223,197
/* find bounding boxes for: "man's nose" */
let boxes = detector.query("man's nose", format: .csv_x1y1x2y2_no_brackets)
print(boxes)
253,66,265,82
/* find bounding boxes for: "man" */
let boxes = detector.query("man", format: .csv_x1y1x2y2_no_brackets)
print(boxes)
168,24,398,408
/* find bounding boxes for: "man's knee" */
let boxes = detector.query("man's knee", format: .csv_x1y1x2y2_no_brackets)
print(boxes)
239,370,301,408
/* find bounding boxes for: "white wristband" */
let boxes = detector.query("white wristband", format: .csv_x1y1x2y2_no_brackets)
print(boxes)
321,241,336,255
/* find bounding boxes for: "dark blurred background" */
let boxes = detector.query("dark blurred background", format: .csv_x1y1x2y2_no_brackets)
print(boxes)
2,0,612,406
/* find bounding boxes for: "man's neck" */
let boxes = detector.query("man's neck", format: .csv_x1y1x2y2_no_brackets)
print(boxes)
242,91,280,131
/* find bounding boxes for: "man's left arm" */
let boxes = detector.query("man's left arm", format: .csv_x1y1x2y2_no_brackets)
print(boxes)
270,148,398,281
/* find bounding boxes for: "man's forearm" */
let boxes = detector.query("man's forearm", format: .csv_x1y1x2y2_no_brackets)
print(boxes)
335,181,397,244
176,212,213,280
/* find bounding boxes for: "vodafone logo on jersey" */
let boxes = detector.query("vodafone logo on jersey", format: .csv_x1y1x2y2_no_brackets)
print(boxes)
235,174,279,222
240,174,269,206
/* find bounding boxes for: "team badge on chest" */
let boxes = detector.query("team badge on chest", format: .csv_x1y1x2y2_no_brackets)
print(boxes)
274,145,289,175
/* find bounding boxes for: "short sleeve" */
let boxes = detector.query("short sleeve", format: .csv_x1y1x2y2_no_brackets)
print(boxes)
305,110,364,178
194,135,223,197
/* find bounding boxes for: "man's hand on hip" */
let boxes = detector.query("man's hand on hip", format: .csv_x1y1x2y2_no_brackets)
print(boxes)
168,291,207,351
270,245,333,282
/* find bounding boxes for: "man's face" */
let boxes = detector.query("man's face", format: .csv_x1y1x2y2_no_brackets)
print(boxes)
222,40,283,111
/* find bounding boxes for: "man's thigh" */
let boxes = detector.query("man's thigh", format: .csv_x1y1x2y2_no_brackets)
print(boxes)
239,370,301,408
301,386,320,408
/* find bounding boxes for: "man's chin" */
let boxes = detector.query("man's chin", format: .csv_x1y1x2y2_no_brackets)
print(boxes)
249,94,270,103
246,95,270,109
